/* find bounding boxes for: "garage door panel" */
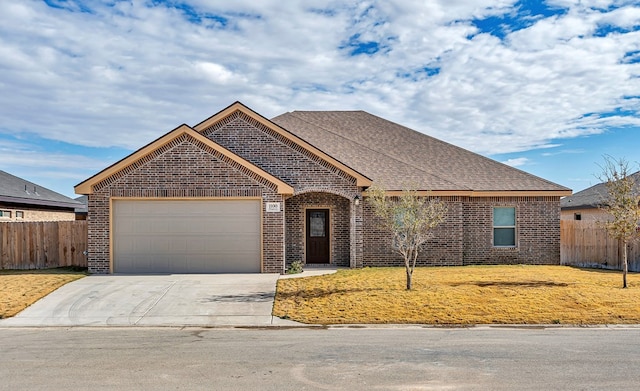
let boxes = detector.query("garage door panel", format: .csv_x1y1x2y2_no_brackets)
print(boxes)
206,235,261,251
113,199,261,273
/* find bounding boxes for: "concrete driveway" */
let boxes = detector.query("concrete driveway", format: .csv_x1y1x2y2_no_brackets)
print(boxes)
0,274,301,327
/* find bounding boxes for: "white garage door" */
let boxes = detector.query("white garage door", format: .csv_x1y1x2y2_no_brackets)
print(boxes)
112,199,261,273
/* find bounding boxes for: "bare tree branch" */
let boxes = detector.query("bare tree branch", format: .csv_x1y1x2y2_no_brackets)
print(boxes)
367,183,447,290
596,156,640,288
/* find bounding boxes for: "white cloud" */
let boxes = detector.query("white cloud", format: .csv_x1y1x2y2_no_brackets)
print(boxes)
0,0,638,159
541,149,585,156
501,157,530,167
195,62,241,84
0,151,108,171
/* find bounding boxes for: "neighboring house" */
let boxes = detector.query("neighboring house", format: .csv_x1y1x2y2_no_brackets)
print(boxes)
75,102,571,274
0,170,81,222
74,195,88,220
560,171,640,221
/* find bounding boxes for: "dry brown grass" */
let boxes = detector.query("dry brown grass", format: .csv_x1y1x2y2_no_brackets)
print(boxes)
273,265,640,325
0,268,87,318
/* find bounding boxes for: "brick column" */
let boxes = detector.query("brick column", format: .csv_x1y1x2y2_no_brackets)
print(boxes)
350,195,364,268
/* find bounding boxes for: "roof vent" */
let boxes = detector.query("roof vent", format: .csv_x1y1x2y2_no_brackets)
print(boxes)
24,184,30,195
34,186,39,196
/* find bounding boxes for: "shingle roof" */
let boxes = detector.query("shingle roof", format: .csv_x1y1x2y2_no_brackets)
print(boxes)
0,170,81,209
271,111,570,193
74,195,88,213
560,171,640,210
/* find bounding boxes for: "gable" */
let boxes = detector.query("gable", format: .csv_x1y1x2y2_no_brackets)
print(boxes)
75,124,294,195
194,102,372,188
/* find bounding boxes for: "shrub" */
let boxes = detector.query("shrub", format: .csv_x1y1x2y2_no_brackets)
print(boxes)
286,261,304,274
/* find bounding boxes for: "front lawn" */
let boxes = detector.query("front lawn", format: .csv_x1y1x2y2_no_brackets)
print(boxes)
0,268,87,319
273,265,640,325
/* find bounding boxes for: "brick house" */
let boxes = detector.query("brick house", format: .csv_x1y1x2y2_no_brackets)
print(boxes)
75,102,571,274
1,170,80,222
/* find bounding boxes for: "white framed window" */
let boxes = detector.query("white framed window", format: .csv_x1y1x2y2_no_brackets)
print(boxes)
493,207,516,247
0,210,11,218
16,211,24,219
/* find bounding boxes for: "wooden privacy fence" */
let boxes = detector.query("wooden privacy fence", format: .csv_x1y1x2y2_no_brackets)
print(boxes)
561,220,640,272
0,221,88,270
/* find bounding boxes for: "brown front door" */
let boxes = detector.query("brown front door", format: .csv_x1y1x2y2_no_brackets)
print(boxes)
306,209,330,264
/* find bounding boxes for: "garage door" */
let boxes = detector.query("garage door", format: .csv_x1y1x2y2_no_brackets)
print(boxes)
112,199,261,273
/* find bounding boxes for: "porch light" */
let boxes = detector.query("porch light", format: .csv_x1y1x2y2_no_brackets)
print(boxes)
354,195,361,206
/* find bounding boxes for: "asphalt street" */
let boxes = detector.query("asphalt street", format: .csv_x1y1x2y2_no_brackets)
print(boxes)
1,326,639,390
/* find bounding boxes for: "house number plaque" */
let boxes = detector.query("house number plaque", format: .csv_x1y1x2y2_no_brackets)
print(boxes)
265,202,281,213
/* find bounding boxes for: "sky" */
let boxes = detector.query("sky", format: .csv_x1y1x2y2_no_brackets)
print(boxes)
0,0,639,198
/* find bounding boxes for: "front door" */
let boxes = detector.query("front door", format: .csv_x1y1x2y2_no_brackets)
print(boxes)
306,209,330,264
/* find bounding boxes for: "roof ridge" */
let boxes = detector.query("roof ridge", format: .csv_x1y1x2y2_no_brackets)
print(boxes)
285,112,469,190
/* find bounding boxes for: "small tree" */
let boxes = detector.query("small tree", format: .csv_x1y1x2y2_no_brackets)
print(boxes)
597,156,640,288
367,183,447,290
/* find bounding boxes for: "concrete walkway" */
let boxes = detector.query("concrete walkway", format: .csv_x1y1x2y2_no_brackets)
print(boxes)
279,266,341,279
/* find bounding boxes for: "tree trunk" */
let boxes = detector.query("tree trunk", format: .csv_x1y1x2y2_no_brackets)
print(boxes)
402,248,412,290
623,242,628,289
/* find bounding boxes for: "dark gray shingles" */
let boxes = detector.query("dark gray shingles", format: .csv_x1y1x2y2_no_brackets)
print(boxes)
74,195,88,213
271,113,464,190
561,171,640,210
0,170,81,208
272,111,570,192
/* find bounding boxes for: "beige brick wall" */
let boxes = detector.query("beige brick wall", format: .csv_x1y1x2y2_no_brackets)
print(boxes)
561,208,610,221
0,205,75,222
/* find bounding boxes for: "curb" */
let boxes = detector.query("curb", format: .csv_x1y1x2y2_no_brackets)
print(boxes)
2,323,640,330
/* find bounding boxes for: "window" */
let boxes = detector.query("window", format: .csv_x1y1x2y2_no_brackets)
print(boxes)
574,213,581,221
493,207,515,247
16,211,24,219
309,211,326,237
0,210,11,218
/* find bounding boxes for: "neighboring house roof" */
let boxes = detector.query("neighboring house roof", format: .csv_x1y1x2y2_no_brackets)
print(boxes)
560,171,640,210
75,195,88,213
271,111,571,196
75,124,295,195
0,170,81,209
